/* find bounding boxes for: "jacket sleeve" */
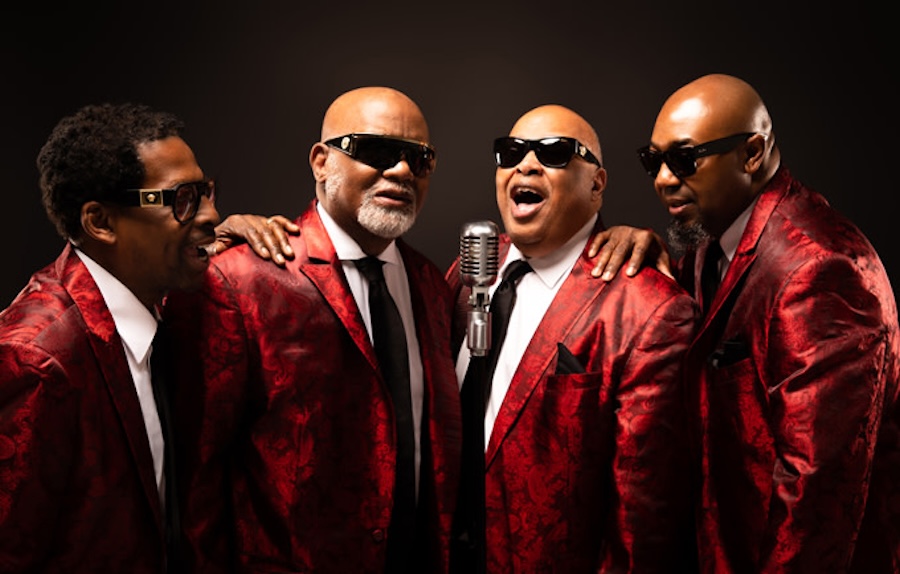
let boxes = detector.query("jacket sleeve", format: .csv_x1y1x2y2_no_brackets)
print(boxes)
602,288,699,572
762,253,894,570
0,343,77,571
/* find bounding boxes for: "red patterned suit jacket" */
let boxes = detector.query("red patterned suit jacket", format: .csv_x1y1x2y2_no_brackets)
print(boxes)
165,199,461,574
446,219,700,573
0,244,169,573
678,167,900,573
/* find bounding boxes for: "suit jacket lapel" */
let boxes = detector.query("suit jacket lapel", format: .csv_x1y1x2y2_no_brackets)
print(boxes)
59,245,165,530
296,204,378,370
701,174,789,330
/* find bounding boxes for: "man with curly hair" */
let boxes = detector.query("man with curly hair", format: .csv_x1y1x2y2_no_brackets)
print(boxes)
0,102,220,573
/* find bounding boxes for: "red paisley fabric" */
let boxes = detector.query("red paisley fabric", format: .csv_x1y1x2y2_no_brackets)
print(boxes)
0,245,168,573
447,221,701,573
680,167,900,573
165,200,461,574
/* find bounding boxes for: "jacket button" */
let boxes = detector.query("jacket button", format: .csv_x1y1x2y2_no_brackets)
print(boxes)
371,529,385,543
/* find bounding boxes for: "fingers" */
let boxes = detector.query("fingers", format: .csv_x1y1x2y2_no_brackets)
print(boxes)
205,240,226,257
265,215,300,234
656,250,675,280
589,226,657,281
262,216,296,264
592,240,638,281
214,214,297,267
587,229,611,258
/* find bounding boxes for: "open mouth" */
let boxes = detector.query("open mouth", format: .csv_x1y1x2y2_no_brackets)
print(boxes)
513,188,544,205
508,185,546,219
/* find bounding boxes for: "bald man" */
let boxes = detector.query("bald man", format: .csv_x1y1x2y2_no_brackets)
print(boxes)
445,105,699,572
592,73,900,572
165,87,461,573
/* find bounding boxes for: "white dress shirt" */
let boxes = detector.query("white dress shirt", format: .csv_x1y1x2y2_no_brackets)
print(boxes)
74,248,165,502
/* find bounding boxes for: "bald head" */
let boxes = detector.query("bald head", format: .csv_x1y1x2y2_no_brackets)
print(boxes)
510,104,602,165
321,86,430,143
660,74,773,141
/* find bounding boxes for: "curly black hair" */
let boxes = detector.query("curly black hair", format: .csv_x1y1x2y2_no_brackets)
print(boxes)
37,102,185,241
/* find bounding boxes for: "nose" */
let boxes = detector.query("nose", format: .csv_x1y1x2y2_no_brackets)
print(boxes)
516,150,543,175
383,158,417,182
195,194,221,226
655,160,680,187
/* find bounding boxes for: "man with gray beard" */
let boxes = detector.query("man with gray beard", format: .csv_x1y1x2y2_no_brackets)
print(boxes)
164,86,462,574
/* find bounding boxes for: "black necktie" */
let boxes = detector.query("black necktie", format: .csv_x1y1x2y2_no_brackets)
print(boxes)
151,321,181,573
701,241,723,314
482,259,533,402
354,256,416,573
452,258,532,574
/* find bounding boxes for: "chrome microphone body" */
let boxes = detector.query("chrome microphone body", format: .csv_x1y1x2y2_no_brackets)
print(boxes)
459,221,500,356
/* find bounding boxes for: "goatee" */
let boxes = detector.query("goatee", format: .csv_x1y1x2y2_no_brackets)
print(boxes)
666,219,710,256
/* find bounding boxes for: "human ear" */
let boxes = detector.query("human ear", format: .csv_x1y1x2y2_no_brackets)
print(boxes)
80,201,117,245
310,142,330,182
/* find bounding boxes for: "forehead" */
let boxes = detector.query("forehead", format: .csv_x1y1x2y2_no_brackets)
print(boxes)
511,110,589,142
338,97,429,142
136,136,202,187
652,95,718,145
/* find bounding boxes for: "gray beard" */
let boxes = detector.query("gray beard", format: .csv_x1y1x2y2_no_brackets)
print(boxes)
325,173,417,239
666,219,711,256
357,196,416,239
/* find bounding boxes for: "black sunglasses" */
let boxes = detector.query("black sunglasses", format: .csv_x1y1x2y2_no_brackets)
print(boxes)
637,133,755,179
325,133,436,178
116,179,216,223
493,136,601,169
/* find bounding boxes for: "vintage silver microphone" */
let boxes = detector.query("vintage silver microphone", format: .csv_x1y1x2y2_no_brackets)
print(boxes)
459,221,500,357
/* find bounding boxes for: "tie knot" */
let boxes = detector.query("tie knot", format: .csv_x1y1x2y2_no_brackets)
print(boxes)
501,259,533,285
355,256,386,283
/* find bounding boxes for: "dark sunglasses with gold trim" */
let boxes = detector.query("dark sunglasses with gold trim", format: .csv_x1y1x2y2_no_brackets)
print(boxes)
637,132,755,179
493,136,601,169
113,179,216,223
325,133,436,178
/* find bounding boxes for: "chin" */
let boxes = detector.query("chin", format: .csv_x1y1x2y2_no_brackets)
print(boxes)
666,220,710,254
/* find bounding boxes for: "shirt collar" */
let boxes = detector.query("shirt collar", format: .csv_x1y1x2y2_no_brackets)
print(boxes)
504,213,596,289
74,248,158,363
718,196,759,262
317,202,401,266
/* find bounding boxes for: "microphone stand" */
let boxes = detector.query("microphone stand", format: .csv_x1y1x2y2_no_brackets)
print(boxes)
462,354,487,574
455,297,490,574
452,221,496,574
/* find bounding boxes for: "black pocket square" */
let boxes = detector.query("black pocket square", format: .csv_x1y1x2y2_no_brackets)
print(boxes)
555,343,585,374
708,339,749,369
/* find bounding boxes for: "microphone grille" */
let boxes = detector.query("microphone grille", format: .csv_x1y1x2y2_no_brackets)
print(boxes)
459,220,500,285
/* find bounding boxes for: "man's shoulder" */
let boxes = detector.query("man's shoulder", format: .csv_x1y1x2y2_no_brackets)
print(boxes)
591,265,698,321
0,277,91,355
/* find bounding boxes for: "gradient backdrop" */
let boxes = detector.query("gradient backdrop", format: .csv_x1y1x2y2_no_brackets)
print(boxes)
3,2,895,307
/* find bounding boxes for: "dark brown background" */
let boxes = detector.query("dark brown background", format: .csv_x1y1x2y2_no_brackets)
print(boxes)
3,2,895,307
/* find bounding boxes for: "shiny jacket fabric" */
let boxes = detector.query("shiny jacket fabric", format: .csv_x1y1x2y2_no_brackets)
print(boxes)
165,200,462,574
679,168,900,573
446,220,700,573
0,244,167,573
